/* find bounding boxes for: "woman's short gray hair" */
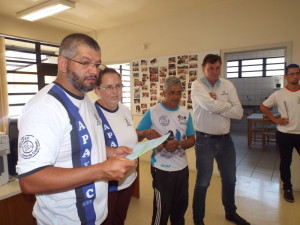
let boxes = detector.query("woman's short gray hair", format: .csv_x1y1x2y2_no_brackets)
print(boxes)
163,76,182,91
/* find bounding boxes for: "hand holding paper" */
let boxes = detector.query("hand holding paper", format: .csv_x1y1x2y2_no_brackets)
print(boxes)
126,133,170,160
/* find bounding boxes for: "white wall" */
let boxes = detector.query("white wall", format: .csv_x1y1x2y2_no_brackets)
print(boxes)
96,0,300,65
230,77,283,106
0,15,71,44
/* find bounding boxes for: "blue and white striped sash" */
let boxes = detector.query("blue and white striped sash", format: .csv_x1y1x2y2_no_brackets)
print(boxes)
94,102,119,192
49,84,97,225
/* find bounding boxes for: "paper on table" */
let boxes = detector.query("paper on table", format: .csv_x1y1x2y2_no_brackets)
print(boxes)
126,133,170,160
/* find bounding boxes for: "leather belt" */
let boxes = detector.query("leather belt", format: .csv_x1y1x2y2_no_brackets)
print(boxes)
196,131,229,138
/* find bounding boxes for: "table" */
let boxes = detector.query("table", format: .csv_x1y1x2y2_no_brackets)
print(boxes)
0,179,36,225
247,113,275,148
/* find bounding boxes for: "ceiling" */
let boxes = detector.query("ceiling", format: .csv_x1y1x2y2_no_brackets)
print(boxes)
0,0,227,33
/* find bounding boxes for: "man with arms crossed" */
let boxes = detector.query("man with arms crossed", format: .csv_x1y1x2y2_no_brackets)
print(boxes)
260,63,300,202
191,54,250,225
16,33,135,225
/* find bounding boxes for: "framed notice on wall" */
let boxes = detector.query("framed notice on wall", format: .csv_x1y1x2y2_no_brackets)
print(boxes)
131,50,219,115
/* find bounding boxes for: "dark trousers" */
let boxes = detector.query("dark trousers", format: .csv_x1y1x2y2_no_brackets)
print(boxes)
193,131,237,222
276,131,300,190
101,183,134,225
151,166,189,225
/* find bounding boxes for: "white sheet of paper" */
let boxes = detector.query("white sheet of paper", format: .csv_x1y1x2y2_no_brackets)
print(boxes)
126,133,169,160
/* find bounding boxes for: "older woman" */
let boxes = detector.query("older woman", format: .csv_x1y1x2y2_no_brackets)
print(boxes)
94,67,138,225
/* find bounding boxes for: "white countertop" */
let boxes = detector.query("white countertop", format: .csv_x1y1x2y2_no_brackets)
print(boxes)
0,178,21,201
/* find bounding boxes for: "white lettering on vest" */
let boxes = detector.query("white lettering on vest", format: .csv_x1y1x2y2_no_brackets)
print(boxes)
82,199,92,207
82,134,89,144
86,189,94,198
110,142,117,147
82,148,90,158
78,121,86,131
103,124,111,131
107,132,113,138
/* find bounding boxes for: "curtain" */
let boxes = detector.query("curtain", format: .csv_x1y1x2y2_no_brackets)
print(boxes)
0,36,8,133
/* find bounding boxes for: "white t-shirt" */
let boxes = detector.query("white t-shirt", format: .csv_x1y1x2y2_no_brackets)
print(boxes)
262,86,300,134
137,103,195,171
95,102,138,191
17,83,108,225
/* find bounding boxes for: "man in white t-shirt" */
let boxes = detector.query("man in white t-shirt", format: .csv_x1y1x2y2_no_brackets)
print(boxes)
260,63,300,203
16,33,136,225
136,76,195,225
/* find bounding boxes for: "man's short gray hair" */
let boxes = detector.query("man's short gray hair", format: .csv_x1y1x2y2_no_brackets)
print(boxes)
163,76,182,91
59,33,101,58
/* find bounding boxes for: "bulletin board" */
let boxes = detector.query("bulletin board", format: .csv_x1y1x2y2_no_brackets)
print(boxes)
130,50,219,115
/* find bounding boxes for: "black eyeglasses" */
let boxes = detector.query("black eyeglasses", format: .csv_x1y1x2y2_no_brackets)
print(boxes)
65,57,106,71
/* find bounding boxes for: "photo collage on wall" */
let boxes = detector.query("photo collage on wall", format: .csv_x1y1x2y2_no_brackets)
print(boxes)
131,54,200,115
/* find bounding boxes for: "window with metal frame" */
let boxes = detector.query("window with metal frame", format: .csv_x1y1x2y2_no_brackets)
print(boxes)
4,36,59,117
226,48,285,78
107,63,131,109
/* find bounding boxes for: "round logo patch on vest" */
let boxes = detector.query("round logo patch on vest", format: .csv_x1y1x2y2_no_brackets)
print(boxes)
159,115,170,126
19,135,40,159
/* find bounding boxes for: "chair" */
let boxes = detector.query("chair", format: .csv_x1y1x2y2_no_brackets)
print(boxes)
262,117,277,149
248,119,265,148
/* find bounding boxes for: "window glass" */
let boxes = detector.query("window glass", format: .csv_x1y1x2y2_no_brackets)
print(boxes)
227,61,238,67
227,67,239,72
107,63,131,109
267,57,285,64
266,70,284,76
42,55,58,64
242,65,263,71
8,95,35,104
7,73,37,82
8,84,38,93
122,92,131,97
266,64,285,70
242,59,263,66
227,73,239,78
226,49,286,78
45,76,56,84
6,51,36,62
5,37,59,117
9,106,24,117
123,103,131,108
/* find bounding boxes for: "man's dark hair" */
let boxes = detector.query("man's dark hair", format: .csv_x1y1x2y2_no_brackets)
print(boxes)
285,63,300,75
202,54,222,67
96,67,120,86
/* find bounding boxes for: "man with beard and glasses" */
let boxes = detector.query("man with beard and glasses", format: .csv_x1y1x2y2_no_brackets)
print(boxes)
16,33,136,225
260,63,300,203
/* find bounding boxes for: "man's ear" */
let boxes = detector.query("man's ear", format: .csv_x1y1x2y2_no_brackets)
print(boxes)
58,56,67,73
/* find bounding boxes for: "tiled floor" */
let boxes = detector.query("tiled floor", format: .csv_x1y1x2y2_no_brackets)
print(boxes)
233,131,280,182
126,132,300,225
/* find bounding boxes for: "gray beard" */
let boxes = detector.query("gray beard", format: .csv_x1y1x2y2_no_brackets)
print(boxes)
66,70,96,93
